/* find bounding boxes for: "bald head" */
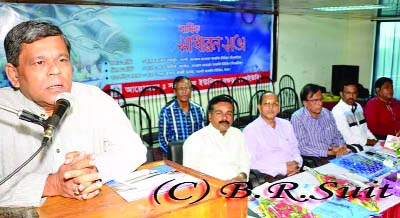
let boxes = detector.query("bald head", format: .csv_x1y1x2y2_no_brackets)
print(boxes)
259,92,277,105
258,93,280,122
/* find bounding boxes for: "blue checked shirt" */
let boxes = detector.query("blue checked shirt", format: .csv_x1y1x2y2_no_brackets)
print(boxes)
290,107,345,157
158,100,206,154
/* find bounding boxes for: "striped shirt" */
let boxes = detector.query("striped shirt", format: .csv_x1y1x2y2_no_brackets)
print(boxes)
158,100,205,154
290,107,345,157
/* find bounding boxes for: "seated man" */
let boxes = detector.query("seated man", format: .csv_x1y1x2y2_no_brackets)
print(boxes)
0,20,147,207
243,93,302,182
291,84,349,166
364,77,400,139
332,80,377,146
183,95,250,181
158,76,205,155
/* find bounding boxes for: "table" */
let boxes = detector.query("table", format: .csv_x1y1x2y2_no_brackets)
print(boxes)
252,146,399,217
36,160,247,218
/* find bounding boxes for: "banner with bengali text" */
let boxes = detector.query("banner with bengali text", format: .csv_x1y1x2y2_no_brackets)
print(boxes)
0,3,274,98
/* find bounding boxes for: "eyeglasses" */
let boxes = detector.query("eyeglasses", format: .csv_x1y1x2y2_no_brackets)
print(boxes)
262,102,279,107
213,110,234,117
175,87,191,93
306,98,323,105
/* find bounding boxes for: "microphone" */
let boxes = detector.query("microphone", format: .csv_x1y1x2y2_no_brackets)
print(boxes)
0,93,73,186
42,92,72,145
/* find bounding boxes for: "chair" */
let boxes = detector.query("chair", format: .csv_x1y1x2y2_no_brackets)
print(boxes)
249,90,270,120
279,74,296,91
231,78,252,128
207,80,230,102
104,88,127,106
277,87,300,120
256,75,275,93
191,84,202,107
166,141,267,189
167,141,184,165
248,169,268,189
138,86,168,145
120,103,154,161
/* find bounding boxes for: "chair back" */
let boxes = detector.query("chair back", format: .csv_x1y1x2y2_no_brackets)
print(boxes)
191,84,202,107
256,76,275,93
277,87,299,120
249,90,270,120
279,74,296,91
167,141,184,165
104,88,127,106
231,78,252,116
138,86,168,137
121,103,154,160
207,80,230,102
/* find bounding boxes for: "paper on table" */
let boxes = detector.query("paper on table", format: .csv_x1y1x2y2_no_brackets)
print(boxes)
108,165,203,202
383,135,397,150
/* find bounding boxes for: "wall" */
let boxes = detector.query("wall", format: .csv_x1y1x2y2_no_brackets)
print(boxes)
276,14,376,96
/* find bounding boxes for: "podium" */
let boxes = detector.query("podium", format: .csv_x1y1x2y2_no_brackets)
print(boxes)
36,160,247,218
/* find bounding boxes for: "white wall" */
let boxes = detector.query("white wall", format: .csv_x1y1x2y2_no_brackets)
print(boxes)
276,14,375,95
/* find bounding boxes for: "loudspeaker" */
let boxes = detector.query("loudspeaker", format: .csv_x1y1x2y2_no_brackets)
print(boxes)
331,65,359,95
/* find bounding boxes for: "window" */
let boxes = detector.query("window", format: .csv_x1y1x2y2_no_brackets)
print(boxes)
374,22,400,99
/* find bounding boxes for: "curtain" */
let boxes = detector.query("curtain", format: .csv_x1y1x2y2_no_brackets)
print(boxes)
375,22,400,99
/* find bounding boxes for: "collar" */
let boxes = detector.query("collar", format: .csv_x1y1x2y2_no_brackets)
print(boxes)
15,89,48,119
207,123,230,136
172,99,192,111
302,107,321,119
256,115,277,129
338,99,353,109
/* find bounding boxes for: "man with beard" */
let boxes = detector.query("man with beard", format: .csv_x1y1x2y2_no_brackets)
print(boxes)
291,84,349,166
158,76,205,155
332,80,377,146
365,77,400,139
183,95,250,181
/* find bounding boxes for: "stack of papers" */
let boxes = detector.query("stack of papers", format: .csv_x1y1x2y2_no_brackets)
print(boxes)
107,165,202,202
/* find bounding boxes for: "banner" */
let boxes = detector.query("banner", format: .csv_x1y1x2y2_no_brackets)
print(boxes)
0,3,274,98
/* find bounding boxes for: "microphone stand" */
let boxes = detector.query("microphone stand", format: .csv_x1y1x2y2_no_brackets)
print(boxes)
0,104,50,186
0,104,45,127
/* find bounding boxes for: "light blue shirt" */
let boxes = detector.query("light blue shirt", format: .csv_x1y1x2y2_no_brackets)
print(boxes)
290,107,345,157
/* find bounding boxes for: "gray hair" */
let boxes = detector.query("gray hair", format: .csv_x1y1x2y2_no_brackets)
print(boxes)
4,20,71,67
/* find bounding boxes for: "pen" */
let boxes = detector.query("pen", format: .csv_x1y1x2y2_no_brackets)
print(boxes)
124,171,159,183
125,172,161,185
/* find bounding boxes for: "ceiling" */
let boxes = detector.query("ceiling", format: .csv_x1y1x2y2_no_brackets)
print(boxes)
2,0,400,20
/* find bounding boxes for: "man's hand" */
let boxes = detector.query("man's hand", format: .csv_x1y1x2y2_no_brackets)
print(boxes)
328,146,350,157
286,161,299,176
43,151,102,200
228,172,247,183
366,139,378,146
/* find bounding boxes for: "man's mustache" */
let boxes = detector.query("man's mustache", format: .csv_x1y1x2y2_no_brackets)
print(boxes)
219,120,230,125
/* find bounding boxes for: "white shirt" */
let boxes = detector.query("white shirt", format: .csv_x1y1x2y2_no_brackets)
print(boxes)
0,82,147,207
332,99,376,145
183,124,250,180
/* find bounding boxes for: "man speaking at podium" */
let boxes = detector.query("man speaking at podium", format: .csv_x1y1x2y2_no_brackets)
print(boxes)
0,20,147,207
